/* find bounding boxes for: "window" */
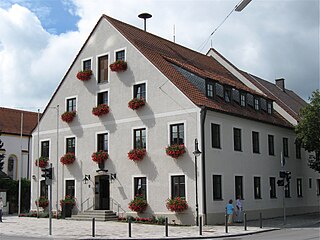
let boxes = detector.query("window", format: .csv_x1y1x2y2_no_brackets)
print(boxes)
66,98,76,112
206,82,214,98
212,175,222,200
252,131,260,153
267,102,272,114
171,175,185,198
317,179,320,195
233,128,242,151
268,135,275,156
98,55,108,83
134,128,146,149
224,88,231,102
215,83,224,98
97,133,108,151
83,59,91,71
65,180,75,197
254,98,260,110
235,176,243,200
41,141,50,158
134,177,147,200
297,178,303,197
116,50,125,61
295,141,301,159
211,123,221,149
66,137,75,153
232,88,240,103
133,83,146,99
240,93,246,107
247,93,253,106
285,182,291,198
254,177,261,199
170,123,184,145
269,177,276,198
283,137,289,157
309,178,312,189
97,91,108,105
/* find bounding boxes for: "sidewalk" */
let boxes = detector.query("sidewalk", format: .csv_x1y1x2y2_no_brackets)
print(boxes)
0,213,318,239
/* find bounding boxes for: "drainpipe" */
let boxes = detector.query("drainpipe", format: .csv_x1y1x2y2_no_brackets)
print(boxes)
200,106,207,224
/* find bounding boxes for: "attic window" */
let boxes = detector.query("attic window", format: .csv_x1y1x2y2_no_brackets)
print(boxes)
247,93,254,107
232,89,240,103
240,92,246,107
215,83,224,98
224,88,232,102
254,98,260,110
267,102,272,114
206,82,214,99
260,98,267,111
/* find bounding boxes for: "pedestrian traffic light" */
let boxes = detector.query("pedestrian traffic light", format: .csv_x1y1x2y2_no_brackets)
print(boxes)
279,170,286,178
41,166,53,185
277,179,284,186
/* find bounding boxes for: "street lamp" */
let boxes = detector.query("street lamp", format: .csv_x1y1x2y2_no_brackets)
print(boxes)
193,138,202,226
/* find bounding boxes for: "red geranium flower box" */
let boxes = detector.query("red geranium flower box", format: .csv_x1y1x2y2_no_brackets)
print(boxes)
35,156,49,168
35,196,49,209
109,60,127,72
165,144,185,159
76,70,92,81
128,148,146,161
91,150,108,164
128,194,148,213
92,104,109,117
128,98,145,110
166,197,188,212
61,111,76,123
60,152,76,165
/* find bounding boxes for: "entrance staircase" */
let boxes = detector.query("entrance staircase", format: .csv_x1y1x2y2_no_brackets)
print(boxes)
68,210,118,222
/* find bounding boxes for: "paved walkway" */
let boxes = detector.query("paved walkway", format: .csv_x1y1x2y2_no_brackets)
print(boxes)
0,213,318,239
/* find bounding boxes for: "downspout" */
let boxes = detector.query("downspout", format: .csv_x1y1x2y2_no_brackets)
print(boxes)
200,106,207,224
27,136,31,180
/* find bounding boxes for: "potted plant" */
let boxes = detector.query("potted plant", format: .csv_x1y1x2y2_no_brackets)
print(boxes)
61,111,76,123
128,148,146,161
60,152,76,165
128,194,148,213
165,144,185,159
128,98,145,110
76,70,92,81
92,104,109,117
166,197,188,212
35,156,49,168
109,60,127,72
35,196,49,209
60,195,76,218
91,150,108,164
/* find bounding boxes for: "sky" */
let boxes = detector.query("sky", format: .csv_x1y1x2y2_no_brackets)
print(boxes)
0,0,319,112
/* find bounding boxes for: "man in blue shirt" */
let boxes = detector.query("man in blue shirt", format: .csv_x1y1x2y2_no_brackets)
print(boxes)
226,199,234,225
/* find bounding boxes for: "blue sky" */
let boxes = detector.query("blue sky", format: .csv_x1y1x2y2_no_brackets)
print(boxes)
0,0,318,111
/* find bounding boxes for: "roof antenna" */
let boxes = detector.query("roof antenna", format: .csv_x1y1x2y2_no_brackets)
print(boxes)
173,24,176,43
138,13,152,31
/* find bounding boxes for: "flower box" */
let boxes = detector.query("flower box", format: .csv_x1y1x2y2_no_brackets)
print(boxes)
91,150,108,164
166,197,188,212
128,98,145,110
60,152,76,165
61,111,76,123
165,144,185,159
109,60,127,72
60,195,75,218
35,156,49,168
128,148,146,161
92,104,109,117
128,195,148,213
76,70,92,81
35,196,49,209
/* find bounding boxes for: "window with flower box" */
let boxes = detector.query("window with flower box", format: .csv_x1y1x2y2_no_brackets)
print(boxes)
170,123,184,145
171,175,185,199
41,141,50,158
134,128,146,149
66,98,76,112
134,83,146,99
97,133,108,151
65,179,75,197
98,55,109,83
116,50,125,61
134,177,147,200
83,59,91,71
98,91,108,105
66,137,75,153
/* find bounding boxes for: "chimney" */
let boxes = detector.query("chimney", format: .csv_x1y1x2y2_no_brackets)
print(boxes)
275,78,285,92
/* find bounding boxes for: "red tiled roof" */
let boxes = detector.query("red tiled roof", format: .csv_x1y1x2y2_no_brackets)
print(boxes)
104,15,292,128
0,107,39,136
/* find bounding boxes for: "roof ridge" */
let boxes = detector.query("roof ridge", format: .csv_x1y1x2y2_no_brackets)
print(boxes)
0,107,38,115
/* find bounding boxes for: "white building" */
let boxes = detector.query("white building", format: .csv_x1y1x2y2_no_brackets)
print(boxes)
31,15,319,225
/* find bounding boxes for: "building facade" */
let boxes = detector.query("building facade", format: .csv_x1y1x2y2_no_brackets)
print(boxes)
30,15,319,225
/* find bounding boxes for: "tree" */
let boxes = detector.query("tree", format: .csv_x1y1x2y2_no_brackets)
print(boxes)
295,90,320,173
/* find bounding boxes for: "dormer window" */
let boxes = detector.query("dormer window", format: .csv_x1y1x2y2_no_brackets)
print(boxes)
232,88,240,103
267,102,272,114
247,93,253,107
240,93,246,107
224,88,231,102
206,82,214,99
254,98,260,110
215,83,224,98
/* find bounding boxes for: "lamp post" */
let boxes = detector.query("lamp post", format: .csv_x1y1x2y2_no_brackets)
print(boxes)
193,138,202,226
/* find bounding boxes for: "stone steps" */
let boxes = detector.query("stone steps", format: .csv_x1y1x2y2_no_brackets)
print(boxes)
68,210,118,222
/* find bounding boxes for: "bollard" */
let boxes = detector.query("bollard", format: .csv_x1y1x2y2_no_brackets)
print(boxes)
92,217,95,237
165,217,168,237
225,214,228,233
128,218,132,237
244,213,247,231
259,212,262,228
199,216,202,235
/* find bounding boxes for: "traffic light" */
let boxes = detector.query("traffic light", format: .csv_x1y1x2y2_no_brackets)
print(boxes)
277,179,284,186
41,166,53,185
285,171,291,182
279,170,286,178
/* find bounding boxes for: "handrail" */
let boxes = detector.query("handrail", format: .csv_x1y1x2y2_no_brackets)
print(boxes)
110,197,126,217
81,197,94,212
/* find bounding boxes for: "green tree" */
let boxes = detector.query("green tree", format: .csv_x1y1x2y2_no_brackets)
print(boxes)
295,90,320,173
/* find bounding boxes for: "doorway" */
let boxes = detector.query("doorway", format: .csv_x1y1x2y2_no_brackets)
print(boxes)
94,175,110,210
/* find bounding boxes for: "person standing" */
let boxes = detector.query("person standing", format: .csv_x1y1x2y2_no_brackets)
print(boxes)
236,196,243,223
226,199,234,225
0,197,3,222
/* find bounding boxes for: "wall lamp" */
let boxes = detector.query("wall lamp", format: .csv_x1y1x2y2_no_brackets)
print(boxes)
83,174,90,184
